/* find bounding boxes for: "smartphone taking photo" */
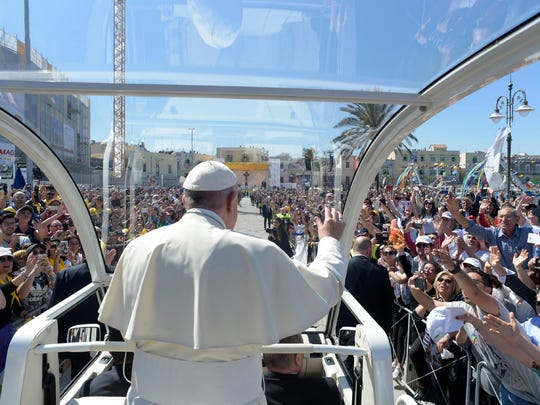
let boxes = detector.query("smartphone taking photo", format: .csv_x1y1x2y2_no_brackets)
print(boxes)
414,277,427,291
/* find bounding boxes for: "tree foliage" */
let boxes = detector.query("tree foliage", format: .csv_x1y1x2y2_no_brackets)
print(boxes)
333,103,418,159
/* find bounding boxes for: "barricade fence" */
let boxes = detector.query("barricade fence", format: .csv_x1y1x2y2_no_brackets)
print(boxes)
389,300,502,405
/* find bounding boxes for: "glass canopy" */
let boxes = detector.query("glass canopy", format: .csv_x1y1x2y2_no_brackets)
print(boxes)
0,1,539,275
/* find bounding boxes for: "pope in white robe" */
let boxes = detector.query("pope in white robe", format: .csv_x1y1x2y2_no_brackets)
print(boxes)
98,161,346,405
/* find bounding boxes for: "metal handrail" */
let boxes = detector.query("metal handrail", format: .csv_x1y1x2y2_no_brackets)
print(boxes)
33,340,368,357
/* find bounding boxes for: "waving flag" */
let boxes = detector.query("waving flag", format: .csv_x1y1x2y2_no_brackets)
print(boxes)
484,127,509,191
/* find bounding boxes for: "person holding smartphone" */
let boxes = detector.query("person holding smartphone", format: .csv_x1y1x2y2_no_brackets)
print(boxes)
20,243,55,318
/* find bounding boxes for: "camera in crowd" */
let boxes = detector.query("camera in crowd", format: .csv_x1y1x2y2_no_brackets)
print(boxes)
413,277,427,291
375,231,389,245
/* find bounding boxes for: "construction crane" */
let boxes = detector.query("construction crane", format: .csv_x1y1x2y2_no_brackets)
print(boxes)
113,0,126,178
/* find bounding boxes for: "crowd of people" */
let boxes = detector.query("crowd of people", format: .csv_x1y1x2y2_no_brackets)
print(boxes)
250,185,540,403
324,187,540,405
0,174,540,404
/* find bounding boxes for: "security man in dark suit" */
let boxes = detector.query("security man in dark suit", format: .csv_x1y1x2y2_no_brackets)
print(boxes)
336,236,394,335
49,252,115,377
263,334,341,405
49,261,103,377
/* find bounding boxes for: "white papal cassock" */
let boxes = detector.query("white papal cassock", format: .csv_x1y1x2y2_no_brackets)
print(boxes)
99,208,345,404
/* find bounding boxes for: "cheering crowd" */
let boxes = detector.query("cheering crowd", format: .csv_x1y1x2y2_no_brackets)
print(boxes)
254,186,540,404
0,179,539,404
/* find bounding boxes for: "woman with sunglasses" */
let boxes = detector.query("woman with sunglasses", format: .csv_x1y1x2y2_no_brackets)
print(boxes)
0,246,41,378
430,249,540,404
378,243,413,381
408,269,466,404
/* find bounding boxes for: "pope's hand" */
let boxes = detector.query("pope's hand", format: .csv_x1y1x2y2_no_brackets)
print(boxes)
316,206,345,240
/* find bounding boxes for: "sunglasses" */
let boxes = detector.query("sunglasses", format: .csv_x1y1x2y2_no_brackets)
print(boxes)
416,243,432,248
424,202,433,205
31,250,46,255
382,251,396,256
438,278,453,284
0,256,14,262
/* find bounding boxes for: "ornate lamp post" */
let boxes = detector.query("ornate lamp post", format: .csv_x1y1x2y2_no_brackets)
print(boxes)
188,127,195,167
488,78,534,198
243,171,250,188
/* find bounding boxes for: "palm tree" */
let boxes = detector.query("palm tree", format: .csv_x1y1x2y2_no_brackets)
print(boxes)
333,103,418,189
303,147,315,187
303,147,315,171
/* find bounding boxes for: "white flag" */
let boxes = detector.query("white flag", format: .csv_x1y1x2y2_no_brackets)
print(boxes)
484,127,510,191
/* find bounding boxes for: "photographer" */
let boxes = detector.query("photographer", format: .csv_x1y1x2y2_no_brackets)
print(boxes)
20,243,56,318
0,212,30,251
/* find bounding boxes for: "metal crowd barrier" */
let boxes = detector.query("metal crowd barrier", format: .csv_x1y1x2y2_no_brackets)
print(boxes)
389,301,502,405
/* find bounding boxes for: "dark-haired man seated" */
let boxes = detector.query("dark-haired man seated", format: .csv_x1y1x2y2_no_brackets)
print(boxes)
263,335,342,405
76,328,132,398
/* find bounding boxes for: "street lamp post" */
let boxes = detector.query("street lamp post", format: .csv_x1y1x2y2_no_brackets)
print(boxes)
188,127,195,167
489,78,534,199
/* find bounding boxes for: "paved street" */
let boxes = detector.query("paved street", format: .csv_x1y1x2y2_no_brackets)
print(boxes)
234,196,267,239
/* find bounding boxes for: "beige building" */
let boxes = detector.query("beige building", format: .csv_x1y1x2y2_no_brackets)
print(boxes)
384,145,483,185
216,146,270,188
91,142,196,187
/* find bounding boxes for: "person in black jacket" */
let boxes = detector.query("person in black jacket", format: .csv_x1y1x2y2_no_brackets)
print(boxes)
49,252,115,377
336,236,394,335
263,334,341,405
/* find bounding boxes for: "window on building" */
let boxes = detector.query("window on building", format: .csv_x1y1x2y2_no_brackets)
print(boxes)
346,161,350,168
525,164,530,173
226,155,233,162
536,164,540,173
451,156,456,162
143,163,147,172
403,156,408,162
430,156,436,163
440,156,445,162
168,164,172,174
472,157,478,163
420,156,425,162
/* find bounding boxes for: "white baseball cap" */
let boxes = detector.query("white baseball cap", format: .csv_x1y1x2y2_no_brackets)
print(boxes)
462,257,482,269
415,235,433,245
0,247,13,258
183,161,238,191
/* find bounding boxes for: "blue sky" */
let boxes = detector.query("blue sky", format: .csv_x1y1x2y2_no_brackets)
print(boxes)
414,61,540,155
2,1,539,158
